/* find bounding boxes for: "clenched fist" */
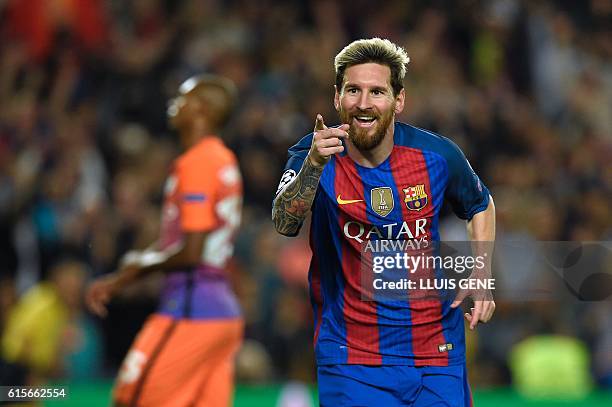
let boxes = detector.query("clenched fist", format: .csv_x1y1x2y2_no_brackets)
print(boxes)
308,114,349,168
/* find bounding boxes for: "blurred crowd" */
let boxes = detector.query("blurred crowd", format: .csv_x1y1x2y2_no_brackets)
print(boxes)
0,0,610,395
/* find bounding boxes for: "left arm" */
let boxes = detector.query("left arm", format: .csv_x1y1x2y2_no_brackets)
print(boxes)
86,232,207,317
451,196,496,329
467,195,495,242
119,231,206,281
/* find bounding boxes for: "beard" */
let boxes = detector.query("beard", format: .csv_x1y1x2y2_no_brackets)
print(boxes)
339,105,395,151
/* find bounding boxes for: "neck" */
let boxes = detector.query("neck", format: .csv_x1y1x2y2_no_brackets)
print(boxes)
181,123,216,149
346,123,395,168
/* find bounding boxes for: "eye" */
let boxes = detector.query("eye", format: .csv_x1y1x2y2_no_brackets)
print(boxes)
346,87,358,94
372,89,384,96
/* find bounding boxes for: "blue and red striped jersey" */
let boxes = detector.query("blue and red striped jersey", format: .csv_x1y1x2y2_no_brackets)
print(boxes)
278,122,490,367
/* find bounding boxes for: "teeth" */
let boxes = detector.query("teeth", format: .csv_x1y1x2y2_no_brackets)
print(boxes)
356,116,375,121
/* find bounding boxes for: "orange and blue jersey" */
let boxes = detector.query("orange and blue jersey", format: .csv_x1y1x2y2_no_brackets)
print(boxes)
158,136,242,320
278,122,490,367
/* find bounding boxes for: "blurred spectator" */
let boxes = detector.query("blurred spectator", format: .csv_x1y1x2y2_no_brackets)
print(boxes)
1,259,100,383
509,334,593,399
2,0,108,64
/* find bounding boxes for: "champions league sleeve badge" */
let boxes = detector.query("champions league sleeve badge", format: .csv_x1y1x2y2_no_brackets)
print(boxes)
276,169,297,195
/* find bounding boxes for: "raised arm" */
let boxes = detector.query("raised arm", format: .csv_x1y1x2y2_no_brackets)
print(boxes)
272,115,348,236
272,157,325,236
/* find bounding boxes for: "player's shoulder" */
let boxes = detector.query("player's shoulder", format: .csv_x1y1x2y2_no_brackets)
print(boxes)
288,132,314,156
176,138,242,188
394,122,467,161
179,136,237,169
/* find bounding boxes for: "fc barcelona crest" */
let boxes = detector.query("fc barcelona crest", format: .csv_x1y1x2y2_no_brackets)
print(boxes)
371,187,394,217
403,184,428,211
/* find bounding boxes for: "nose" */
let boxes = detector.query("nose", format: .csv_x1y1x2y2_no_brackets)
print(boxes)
167,98,178,117
167,96,185,117
357,91,371,110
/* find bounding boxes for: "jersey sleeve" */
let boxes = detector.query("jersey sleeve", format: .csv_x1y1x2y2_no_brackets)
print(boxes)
443,138,490,220
272,133,314,237
176,158,219,232
274,133,313,196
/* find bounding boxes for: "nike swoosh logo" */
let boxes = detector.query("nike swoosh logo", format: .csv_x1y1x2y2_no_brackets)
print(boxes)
337,195,364,205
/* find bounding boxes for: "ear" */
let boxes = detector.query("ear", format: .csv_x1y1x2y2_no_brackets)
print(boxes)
334,85,340,111
394,88,405,114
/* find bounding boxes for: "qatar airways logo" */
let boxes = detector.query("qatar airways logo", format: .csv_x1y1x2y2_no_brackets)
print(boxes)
343,219,429,247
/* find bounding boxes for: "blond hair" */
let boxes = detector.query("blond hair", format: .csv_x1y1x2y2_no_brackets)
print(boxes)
334,38,410,96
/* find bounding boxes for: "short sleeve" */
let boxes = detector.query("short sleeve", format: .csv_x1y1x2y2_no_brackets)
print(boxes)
444,139,490,220
177,159,218,232
274,133,313,196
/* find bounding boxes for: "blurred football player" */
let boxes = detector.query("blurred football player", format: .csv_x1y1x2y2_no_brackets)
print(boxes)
87,74,243,407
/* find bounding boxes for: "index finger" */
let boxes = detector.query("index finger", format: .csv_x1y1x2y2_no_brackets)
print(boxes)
314,114,326,131
470,302,483,330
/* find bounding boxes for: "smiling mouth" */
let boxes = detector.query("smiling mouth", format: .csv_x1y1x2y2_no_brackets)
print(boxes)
353,115,377,127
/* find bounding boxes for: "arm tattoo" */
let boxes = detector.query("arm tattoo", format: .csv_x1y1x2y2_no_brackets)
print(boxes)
272,158,323,236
